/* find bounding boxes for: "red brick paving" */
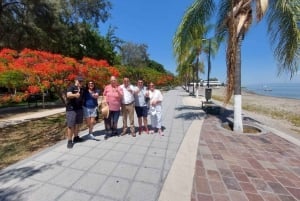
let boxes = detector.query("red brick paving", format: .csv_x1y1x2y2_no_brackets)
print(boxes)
191,115,300,201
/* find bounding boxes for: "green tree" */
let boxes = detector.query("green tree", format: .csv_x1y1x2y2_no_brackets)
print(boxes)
147,60,166,73
0,0,112,56
0,70,25,94
173,21,219,94
174,0,299,132
120,42,149,67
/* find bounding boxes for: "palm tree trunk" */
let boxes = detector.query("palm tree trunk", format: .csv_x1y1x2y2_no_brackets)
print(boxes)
233,35,243,132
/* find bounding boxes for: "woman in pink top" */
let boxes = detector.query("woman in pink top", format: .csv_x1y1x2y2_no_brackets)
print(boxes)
103,76,123,139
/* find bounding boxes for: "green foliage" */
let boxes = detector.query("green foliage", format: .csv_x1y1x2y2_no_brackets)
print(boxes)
147,60,166,73
0,71,25,94
0,0,118,64
120,42,149,67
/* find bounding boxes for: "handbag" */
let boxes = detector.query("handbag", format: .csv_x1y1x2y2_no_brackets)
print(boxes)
150,106,156,115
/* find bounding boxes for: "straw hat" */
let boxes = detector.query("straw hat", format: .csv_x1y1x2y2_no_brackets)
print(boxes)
101,102,109,118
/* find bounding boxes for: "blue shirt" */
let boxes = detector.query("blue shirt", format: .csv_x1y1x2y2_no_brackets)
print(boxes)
83,89,100,108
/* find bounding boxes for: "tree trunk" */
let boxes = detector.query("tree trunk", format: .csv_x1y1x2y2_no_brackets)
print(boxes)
233,35,243,132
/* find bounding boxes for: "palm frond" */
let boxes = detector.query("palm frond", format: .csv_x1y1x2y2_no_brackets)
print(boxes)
267,1,300,77
173,0,215,66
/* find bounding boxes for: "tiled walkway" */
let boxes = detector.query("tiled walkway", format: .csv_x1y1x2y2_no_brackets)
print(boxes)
191,114,300,201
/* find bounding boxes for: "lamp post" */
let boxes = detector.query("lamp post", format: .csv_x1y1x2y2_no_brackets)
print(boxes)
202,38,212,102
207,38,211,88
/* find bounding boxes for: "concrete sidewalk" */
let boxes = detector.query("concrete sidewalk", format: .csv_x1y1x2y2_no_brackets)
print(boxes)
0,87,205,201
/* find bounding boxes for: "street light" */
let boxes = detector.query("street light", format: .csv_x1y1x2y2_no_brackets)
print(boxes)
202,38,212,102
207,38,211,89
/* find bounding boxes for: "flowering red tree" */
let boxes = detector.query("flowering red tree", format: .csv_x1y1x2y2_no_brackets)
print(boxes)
0,48,120,105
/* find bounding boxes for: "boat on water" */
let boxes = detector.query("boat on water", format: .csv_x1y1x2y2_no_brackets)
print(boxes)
263,85,272,91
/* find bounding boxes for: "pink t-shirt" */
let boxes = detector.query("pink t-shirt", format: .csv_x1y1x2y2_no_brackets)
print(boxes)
103,84,123,111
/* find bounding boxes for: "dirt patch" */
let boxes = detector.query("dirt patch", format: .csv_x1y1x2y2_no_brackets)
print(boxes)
0,113,93,170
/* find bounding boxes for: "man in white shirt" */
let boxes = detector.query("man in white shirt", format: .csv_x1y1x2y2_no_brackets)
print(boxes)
120,77,136,137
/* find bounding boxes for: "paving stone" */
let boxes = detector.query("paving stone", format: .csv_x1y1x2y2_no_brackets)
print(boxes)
111,163,139,179
197,193,213,201
69,157,98,170
128,144,148,154
121,152,144,165
57,189,91,201
113,143,132,152
219,168,234,177
268,182,290,195
142,155,164,169
135,167,162,184
207,169,222,181
195,177,211,194
50,168,84,187
278,194,298,201
234,172,250,182
72,173,107,194
209,180,227,194
126,182,159,201
239,182,257,193
26,183,65,201
222,176,242,191
213,194,231,201
260,192,281,201
89,160,118,175
245,192,265,201
228,190,248,201
84,148,108,159
147,147,166,158
97,177,130,200
286,187,300,200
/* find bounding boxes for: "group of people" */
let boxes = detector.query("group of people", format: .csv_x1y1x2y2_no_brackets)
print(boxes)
65,75,163,149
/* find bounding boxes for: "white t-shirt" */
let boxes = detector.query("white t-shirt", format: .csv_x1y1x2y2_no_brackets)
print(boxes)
120,84,135,104
149,89,163,105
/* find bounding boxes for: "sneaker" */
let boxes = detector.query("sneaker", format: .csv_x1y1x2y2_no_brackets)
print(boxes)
149,130,154,134
67,140,73,149
88,133,97,140
73,136,84,143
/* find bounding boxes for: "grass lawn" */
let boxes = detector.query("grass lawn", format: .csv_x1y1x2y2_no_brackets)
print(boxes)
0,113,94,170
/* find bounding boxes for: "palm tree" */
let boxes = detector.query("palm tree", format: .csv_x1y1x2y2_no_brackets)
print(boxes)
173,8,219,93
174,0,299,132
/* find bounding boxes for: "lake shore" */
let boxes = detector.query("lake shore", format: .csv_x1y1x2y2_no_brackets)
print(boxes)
198,86,300,139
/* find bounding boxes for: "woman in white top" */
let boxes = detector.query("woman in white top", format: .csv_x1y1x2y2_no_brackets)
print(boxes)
148,82,164,136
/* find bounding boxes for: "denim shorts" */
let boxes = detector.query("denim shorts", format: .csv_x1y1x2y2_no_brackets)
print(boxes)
83,106,97,118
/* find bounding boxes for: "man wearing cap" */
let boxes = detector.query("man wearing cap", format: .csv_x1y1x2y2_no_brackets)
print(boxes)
65,76,85,148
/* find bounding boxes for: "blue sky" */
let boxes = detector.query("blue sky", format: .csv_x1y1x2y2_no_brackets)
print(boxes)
101,0,300,86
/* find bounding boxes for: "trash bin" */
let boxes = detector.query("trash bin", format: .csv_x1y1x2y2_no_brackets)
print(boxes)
205,88,212,102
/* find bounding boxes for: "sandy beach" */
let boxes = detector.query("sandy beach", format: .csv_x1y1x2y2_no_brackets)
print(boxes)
197,86,300,139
